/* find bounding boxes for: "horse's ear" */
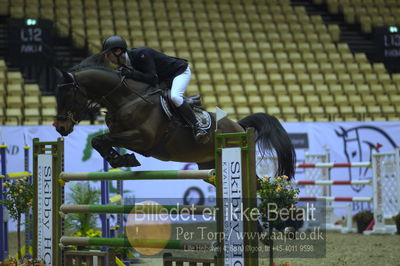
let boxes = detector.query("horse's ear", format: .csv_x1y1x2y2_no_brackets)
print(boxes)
63,71,73,83
54,67,73,83
54,66,63,80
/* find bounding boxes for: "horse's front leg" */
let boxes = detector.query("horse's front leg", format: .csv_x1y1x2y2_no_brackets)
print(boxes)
91,129,155,168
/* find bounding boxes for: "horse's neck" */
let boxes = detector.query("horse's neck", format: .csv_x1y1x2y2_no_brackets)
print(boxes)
75,70,118,99
78,70,157,111
77,70,153,98
106,79,158,110
125,79,155,95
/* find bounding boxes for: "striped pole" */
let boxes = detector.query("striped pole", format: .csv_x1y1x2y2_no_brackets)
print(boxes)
295,180,371,185
296,162,371,168
0,144,6,262
23,145,33,250
101,157,110,263
60,236,212,250
298,196,372,202
60,204,215,215
59,169,215,181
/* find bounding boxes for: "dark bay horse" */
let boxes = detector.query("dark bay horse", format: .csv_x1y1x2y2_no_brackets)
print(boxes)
54,54,296,179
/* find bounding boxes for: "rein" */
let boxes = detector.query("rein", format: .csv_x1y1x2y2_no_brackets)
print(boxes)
122,79,153,104
101,75,154,110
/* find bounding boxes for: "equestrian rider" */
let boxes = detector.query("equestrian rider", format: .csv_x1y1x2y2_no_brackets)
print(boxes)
102,35,208,144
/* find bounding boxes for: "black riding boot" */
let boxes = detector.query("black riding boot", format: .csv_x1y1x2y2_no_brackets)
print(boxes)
177,101,209,144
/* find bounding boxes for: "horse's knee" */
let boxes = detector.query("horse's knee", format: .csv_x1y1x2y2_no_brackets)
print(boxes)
92,135,108,149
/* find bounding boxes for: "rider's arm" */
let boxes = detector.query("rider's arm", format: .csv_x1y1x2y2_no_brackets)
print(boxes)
131,49,159,85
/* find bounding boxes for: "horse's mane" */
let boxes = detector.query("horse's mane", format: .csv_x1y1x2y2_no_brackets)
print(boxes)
56,53,115,111
69,53,115,73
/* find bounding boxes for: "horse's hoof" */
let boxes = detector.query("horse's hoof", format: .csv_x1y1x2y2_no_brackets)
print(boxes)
109,159,124,168
109,154,141,168
122,154,141,167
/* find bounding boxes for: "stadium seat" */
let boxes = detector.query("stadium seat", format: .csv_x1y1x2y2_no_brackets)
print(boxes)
1,0,398,122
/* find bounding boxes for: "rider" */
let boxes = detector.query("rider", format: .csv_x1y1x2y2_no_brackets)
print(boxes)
102,35,208,144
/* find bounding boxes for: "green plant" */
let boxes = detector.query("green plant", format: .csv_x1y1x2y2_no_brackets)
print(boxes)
353,210,373,233
64,182,100,237
114,246,135,260
393,213,400,222
3,257,43,266
353,210,373,222
1,178,34,261
258,175,300,229
71,228,102,238
393,212,400,234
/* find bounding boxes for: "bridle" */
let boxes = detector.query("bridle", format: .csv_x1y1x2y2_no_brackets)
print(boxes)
56,69,154,125
56,72,92,125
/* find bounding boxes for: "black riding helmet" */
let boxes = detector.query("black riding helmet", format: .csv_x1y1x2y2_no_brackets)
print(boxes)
102,36,127,53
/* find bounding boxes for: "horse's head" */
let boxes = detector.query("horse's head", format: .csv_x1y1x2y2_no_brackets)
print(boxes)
335,125,398,192
54,69,89,136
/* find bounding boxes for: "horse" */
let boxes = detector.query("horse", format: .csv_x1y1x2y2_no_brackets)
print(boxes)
54,53,296,180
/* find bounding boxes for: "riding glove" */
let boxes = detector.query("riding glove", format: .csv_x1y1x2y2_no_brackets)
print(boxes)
119,67,158,86
119,67,135,78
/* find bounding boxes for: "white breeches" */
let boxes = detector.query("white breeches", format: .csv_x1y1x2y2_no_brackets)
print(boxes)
170,66,191,107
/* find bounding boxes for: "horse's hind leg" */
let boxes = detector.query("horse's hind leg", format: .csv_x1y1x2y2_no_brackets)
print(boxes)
92,133,141,168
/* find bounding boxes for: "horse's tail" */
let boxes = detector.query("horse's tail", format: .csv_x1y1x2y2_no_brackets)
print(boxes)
238,113,296,179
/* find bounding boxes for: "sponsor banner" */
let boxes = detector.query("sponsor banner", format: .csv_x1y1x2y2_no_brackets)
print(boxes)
37,154,53,265
0,122,399,229
222,147,244,266
283,122,400,219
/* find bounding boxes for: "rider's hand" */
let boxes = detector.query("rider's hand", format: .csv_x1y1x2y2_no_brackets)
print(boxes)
119,67,135,78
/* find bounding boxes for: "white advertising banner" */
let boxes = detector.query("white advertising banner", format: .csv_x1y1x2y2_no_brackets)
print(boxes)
282,122,400,214
222,147,244,266
0,121,399,230
37,154,53,265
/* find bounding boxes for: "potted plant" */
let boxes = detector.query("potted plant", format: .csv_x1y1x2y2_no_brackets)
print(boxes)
393,213,400,234
64,182,100,234
258,175,300,266
353,210,373,233
1,178,34,262
64,182,100,250
258,175,300,230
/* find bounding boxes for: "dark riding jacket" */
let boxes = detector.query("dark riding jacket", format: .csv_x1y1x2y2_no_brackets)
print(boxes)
126,47,188,86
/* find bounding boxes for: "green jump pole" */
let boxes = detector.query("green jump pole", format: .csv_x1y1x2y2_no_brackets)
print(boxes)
60,237,212,250
59,169,215,181
60,204,215,215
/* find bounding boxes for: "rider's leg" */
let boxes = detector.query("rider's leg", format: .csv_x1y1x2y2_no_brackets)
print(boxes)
171,66,209,144
170,66,190,107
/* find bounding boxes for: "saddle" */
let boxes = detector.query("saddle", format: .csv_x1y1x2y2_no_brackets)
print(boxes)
159,90,212,130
